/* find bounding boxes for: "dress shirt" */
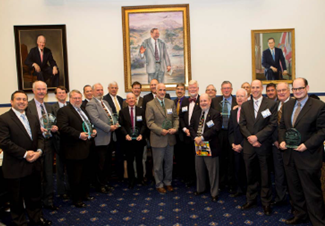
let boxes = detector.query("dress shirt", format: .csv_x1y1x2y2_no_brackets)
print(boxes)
128,106,136,127
73,106,89,121
157,98,165,108
253,96,263,117
291,96,308,124
109,94,121,111
188,95,198,125
34,99,48,121
95,98,113,116
151,38,160,60
278,97,290,111
58,102,67,108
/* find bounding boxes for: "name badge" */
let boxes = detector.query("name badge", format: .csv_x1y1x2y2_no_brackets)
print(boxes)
182,106,188,112
136,116,142,121
261,109,271,118
167,108,173,114
206,120,214,128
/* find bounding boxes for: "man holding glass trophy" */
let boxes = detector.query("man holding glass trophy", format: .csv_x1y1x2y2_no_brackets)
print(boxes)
119,93,146,189
146,83,179,194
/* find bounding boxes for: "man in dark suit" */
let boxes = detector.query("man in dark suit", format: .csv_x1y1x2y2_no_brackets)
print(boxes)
228,88,248,197
57,90,96,208
24,35,59,87
0,90,51,226
142,79,171,112
279,78,325,225
239,80,277,216
211,81,237,193
119,93,146,189
205,84,217,99
81,85,93,110
178,80,200,186
51,86,69,200
266,83,277,101
26,81,59,211
262,37,288,80
103,82,123,114
190,93,222,202
122,81,144,108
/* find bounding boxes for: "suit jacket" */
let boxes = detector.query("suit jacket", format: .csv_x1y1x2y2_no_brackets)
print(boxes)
140,38,171,74
189,108,222,157
279,98,325,169
50,102,64,152
211,95,237,114
119,106,146,146
146,98,179,148
262,47,287,80
142,92,171,113
81,99,91,110
86,98,113,146
228,107,244,147
0,109,43,179
24,47,58,70
103,94,123,114
26,98,53,119
179,96,201,143
239,96,277,155
122,96,143,109
56,104,93,160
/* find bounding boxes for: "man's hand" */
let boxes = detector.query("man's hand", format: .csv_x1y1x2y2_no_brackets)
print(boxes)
140,46,146,54
136,134,142,141
279,141,287,150
161,129,169,136
168,128,176,135
295,143,307,152
126,134,132,141
252,141,261,147
50,125,58,133
40,127,48,133
79,132,88,141
194,137,203,145
53,66,58,75
91,129,97,138
270,66,278,73
110,125,118,132
248,135,258,145
233,144,243,153
274,141,279,149
283,70,288,76
184,129,190,137
33,63,41,72
233,105,239,110
26,151,41,162
167,66,171,72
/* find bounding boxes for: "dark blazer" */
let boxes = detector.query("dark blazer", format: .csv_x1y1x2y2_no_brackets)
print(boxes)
239,96,277,155
56,104,93,160
189,108,222,157
103,94,124,114
142,92,171,113
119,106,146,146
279,98,325,169
211,95,237,114
0,109,43,179
228,107,244,146
26,99,53,120
262,47,287,80
24,47,58,70
81,99,90,110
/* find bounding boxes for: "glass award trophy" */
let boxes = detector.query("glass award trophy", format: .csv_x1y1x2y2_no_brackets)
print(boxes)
82,120,93,139
129,127,140,140
219,100,230,116
162,119,172,130
112,113,121,127
40,113,56,138
285,128,301,149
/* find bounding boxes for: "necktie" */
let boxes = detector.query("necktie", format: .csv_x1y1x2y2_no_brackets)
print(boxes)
155,40,159,61
20,114,33,140
40,103,46,115
101,100,113,124
197,111,205,136
130,107,134,129
189,98,196,103
161,100,165,111
272,49,275,61
254,100,259,118
278,103,283,124
292,102,301,127
114,96,120,112
40,49,43,63
237,107,241,123
176,99,181,115
222,100,229,129
77,108,87,122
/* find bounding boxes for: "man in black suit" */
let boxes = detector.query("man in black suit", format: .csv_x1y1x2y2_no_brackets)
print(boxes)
262,37,288,80
24,35,59,87
142,79,171,112
0,90,51,226
279,78,325,225
26,81,59,211
205,84,217,99
81,85,93,110
228,88,248,197
179,80,200,186
57,90,97,208
239,80,277,216
211,81,237,193
266,83,277,101
190,93,222,202
103,82,123,114
51,86,69,200
119,93,146,189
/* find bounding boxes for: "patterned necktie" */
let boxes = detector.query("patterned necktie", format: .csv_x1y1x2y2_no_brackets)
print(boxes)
130,107,134,129
40,103,46,115
77,108,87,122
292,102,301,127
272,49,275,61
278,103,283,124
155,40,159,61
197,111,205,136
114,96,120,112
254,100,259,118
222,100,229,129
20,114,33,140
101,100,113,124
237,107,241,123
176,99,181,115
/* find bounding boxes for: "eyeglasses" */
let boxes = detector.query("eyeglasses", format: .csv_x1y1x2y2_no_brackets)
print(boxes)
276,89,289,93
292,87,305,92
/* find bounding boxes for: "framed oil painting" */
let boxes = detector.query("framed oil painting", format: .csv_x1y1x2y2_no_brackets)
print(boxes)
122,4,191,91
251,28,295,84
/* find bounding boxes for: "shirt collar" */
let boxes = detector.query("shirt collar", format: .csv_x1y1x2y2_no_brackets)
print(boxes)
296,96,308,106
12,108,25,118
223,95,232,103
34,98,44,107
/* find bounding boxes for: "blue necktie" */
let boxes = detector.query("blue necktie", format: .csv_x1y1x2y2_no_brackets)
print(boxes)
20,114,33,140
272,49,275,61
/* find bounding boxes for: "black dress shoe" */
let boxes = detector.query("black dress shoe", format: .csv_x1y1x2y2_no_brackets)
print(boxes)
32,217,52,225
263,205,272,216
271,200,287,206
44,204,59,211
211,196,219,202
240,202,257,210
285,216,309,225
60,194,69,201
140,180,147,186
99,186,108,194
74,201,86,208
105,185,114,191
194,191,204,196
83,196,95,201
230,192,244,198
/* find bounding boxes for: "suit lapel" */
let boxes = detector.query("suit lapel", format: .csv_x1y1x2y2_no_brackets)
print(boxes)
255,97,267,122
294,98,312,127
269,49,275,63
147,39,154,57
10,110,33,141
69,104,83,123
125,107,132,125
154,98,166,117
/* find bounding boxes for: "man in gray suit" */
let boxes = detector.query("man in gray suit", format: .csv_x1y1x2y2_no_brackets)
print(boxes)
86,83,119,193
146,83,179,193
139,28,171,83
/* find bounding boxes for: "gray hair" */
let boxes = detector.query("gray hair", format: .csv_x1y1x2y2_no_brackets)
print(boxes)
32,80,47,90
189,80,199,87
69,89,82,98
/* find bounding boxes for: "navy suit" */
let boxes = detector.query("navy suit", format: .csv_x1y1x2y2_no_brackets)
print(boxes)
262,47,287,80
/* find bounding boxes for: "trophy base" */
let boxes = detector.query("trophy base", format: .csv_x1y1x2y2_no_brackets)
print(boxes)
131,137,137,140
286,145,298,149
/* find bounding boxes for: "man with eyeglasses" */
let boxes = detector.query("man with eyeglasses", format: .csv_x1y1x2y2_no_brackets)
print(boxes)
279,78,325,225
205,84,217,99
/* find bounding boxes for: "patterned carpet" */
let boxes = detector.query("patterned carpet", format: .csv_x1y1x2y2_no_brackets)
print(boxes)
1,178,313,226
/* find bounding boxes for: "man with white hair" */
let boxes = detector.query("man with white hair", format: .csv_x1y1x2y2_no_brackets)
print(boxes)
205,84,217,99
103,82,124,114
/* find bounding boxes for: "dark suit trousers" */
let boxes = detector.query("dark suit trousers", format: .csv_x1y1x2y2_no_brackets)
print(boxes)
176,140,196,183
125,141,144,182
110,132,125,180
66,159,90,203
285,157,325,225
34,66,59,87
219,129,236,189
272,145,287,202
95,145,111,187
41,138,55,206
56,152,70,195
243,151,272,205
234,151,246,194
7,172,42,226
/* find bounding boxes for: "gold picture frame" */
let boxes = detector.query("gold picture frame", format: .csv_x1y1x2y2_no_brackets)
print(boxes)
122,4,191,91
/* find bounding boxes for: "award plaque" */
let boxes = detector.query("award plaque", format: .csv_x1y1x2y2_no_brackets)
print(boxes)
219,100,230,116
285,128,301,149
112,113,121,127
40,113,56,138
82,120,93,139
162,119,172,130
129,127,140,140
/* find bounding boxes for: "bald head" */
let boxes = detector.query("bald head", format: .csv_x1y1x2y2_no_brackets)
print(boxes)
126,93,136,107
276,82,290,102
251,80,263,99
236,88,248,107
157,83,166,100
200,93,211,111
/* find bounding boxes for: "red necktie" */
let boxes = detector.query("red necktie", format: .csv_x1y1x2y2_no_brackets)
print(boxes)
130,107,134,129
40,49,43,63
189,98,196,103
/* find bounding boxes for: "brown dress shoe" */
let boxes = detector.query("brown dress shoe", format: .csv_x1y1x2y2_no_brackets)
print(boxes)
166,185,174,192
156,187,167,194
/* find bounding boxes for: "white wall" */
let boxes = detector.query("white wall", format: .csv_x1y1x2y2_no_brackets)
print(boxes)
0,0,325,112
